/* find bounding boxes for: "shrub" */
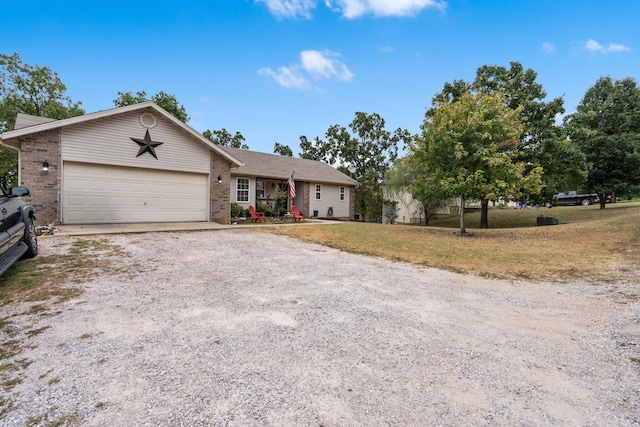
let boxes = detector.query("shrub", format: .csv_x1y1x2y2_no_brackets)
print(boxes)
230,203,245,218
256,204,272,216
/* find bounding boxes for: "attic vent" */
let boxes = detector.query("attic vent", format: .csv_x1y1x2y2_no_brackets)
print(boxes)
139,113,157,128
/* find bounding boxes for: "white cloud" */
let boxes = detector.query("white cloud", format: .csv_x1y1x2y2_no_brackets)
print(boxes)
541,42,555,53
300,50,354,81
259,50,354,89
255,0,316,19
585,38,631,54
258,66,311,89
258,0,445,19
378,45,394,53
325,0,445,18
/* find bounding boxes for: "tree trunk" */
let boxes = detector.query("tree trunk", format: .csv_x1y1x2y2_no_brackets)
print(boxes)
423,202,430,226
459,195,466,235
598,193,606,209
480,199,489,229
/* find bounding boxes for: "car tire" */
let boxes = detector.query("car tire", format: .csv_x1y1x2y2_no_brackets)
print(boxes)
580,198,592,206
22,217,38,259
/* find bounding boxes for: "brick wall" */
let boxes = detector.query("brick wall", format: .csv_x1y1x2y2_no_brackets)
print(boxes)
210,156,231,224
19,129,61,225
302,182,310,216
349,186,355,220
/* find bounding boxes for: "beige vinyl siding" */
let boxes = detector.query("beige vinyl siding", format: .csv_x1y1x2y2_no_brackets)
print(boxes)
309,183,349,218
61,110,211,173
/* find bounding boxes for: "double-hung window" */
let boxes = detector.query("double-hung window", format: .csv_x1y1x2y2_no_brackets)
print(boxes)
237,178,249,202
339,186,345,201
315,184,322,200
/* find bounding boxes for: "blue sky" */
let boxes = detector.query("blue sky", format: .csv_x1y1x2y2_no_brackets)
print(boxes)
2,0,638,155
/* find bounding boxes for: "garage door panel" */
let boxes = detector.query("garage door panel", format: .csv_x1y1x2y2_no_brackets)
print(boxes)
88,196,108,206
88,180,109,191
67,195,87,206
63,163,209,224
66,211,88,222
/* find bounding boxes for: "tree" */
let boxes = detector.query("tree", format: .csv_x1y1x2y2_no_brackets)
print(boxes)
430,62,586,227
273,142,293,156
299,135,328,161
383,201,399,224
300,112,411,221
564,76,640,208
472,62,587,208
113,90,189,123
203,128,249,149
412,91,537,234
0,53,84,186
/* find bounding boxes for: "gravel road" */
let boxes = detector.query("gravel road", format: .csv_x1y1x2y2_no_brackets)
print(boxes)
3,230,640,426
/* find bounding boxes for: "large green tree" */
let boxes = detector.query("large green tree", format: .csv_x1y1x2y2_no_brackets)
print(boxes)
0,53,84,186
428,63,586,227
113,90,189,123
564,76,640,208
300,112,411,221
412,91,540,234
203,128,249,149
472,62,587,207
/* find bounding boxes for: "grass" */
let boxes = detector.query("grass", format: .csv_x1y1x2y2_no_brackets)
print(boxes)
0,239,128,306
265,201,640,283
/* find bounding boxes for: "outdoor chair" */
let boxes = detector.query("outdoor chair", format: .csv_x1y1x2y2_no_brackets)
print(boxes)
248,205,266,223
291,205,305,222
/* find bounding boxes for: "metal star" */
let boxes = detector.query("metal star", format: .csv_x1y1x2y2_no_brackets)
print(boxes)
131,130,164,159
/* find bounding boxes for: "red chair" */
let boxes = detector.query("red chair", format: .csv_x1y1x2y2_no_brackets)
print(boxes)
291,206,304,222
248,206,266,223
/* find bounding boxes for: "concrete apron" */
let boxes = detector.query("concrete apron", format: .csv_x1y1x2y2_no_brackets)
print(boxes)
53,219,335,237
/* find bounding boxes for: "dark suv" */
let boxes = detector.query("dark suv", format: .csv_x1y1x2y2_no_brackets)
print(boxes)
0,185,37,275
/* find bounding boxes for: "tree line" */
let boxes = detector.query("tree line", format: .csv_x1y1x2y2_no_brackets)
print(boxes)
1,53,639,231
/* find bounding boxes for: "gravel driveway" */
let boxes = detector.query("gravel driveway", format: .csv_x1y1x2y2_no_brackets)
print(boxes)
3,230,640,426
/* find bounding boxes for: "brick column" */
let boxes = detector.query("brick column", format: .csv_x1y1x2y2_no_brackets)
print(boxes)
19,129,62,225
210,155,231,224
349,186,356,221
302,182,310,216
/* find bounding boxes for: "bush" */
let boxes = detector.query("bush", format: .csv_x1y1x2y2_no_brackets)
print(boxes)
256,204,272,216
230,203,245,218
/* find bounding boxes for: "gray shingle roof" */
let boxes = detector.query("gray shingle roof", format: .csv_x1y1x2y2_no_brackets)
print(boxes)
14,113,58,129
221,147,357,186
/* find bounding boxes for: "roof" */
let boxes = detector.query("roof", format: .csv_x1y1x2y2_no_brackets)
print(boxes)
0,102,243,167
14,114,57,129
222,147,358,186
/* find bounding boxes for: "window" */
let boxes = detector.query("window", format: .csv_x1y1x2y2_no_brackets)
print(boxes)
315,184,322,200
237,178,249,202
339,186,345,201
256,180,265,199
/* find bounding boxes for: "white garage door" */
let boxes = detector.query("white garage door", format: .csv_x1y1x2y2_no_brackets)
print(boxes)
63,162,209,224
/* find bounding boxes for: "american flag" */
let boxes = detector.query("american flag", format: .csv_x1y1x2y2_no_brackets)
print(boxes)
288,173,296,199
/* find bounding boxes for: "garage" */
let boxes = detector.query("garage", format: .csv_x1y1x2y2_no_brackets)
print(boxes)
62,162,208,224
1,102,242,225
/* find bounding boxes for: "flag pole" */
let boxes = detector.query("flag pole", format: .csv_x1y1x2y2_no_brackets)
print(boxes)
288,171,295,212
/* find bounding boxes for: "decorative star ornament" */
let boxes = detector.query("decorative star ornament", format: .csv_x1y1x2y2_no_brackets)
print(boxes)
131,130,164,159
